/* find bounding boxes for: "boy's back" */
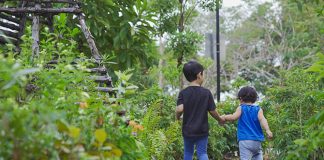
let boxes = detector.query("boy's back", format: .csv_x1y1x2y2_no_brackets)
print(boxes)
177,86,216,137
176,60,224,160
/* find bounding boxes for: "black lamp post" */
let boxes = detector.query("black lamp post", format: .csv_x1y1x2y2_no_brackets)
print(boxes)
215,2,220,102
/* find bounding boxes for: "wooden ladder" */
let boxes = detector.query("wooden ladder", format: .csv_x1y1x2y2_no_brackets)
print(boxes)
0,0,119,110
0,0,101,61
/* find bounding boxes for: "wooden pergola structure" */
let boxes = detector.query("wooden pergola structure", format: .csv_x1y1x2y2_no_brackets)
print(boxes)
0,0,101,61
0,0,119,96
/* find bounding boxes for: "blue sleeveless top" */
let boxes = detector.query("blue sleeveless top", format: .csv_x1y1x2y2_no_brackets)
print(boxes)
237,104,264,141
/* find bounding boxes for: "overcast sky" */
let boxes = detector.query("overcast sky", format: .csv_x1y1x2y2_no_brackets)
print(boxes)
223,0,273,7
223,0,244,7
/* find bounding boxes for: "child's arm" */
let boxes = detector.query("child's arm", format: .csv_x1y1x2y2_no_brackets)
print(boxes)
258,108,273,139
175,104,184,120
222,106,242,121
209,110,225,124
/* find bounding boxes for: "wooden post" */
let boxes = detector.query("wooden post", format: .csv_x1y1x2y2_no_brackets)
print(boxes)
77,13,102,62
15,1,27,53
45,2,54,33
31,3,40,60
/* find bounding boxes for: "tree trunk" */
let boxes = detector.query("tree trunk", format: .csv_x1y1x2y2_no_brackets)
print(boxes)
158,36,165,89
178,0,185,89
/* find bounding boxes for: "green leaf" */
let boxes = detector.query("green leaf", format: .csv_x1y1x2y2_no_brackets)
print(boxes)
95,129,107,144
56,120,69,133
104,0,115,6
294,139,308,146
69,126,80,139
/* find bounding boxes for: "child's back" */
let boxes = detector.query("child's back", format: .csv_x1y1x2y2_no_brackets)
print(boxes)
176,61,225,160
222,86,272,160
178,86,215,137
238,104,264,141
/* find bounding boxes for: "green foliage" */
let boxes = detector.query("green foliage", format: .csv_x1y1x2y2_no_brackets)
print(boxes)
286,110,324,159
306,53,324,80
80,0,158,70
285,52,324,159
162,58,182,88
208,101,238,159
138,94,183,160
264,69,324,159
168,30,204,60
0,27,146,159
200,0,223,11
149,0,179,35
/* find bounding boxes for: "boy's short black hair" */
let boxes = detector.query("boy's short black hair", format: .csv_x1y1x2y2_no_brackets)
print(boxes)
183,61,204,82
237,86,258,103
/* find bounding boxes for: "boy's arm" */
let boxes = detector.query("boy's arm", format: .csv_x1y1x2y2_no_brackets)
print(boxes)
223,106,242,121
258,108,273,139
209,110,225,124
176,104,184,120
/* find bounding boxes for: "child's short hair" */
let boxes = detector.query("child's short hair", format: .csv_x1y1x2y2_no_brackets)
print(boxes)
237,86,258,103
183,61,204,82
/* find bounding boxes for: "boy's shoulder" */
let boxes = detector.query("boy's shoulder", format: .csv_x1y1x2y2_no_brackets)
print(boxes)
180,86,211,94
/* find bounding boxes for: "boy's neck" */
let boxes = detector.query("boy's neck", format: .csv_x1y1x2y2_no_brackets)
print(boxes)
189,81,201,86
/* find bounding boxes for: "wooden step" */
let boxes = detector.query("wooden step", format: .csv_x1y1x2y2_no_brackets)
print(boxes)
91,76,112,85
89,67,107,74
116,110,126,116
47,60,59,64
0,13,20,24
0,21,20,31
96,87,116,93
0,28,19,39
0,35,18,44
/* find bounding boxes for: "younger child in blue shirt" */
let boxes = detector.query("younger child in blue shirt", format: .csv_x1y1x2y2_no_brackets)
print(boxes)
222,86,273,160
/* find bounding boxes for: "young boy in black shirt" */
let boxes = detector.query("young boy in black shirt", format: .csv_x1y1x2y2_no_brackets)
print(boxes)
176,61,225,160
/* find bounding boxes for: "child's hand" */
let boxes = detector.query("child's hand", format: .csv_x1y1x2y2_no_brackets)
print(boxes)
266,130,273,139
218,115,226,125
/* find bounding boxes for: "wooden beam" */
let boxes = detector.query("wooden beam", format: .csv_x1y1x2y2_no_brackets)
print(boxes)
45,2,55,33
0,13,20,24
14,1,28,53
96,87,116,93
0,28,19,38
5,0,79,4
47,60,58,64
31,3,40,60
0,21,20,31
89,67,107,74
90,76,112,85
77,13,102,61
0,35,18,44
0,7,82,14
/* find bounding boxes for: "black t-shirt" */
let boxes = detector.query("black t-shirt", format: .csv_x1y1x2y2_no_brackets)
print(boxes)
177,86,216,137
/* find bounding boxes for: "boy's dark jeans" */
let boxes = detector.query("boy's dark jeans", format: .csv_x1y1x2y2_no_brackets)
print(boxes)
183,135,209,160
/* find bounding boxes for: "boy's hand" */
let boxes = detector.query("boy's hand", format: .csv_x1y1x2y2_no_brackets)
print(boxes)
220,115,226,121
266,130,273,139
218,116,226,125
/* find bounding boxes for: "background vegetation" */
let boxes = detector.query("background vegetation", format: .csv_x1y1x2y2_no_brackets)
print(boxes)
0,0,323,159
